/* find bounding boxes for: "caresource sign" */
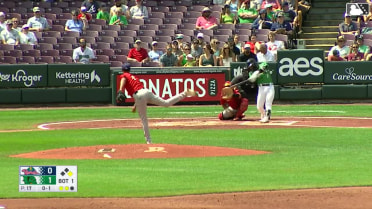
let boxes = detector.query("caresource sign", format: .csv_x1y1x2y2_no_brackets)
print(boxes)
324,62,372,84
277,50,324,84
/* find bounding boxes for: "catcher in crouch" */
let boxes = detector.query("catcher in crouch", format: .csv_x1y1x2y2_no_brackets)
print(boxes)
218,81,242,120
229,58,258,120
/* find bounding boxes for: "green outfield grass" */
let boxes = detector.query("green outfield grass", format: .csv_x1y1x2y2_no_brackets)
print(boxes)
0,104,371,198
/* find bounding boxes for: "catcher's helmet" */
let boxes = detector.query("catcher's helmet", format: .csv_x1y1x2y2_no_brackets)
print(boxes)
122,63,131,71
224,81,231,87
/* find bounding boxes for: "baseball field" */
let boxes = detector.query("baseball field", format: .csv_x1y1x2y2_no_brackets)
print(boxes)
0,103,371,209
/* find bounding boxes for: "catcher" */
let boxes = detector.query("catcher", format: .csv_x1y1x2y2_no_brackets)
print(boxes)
218,81,242,120
229,58,258,120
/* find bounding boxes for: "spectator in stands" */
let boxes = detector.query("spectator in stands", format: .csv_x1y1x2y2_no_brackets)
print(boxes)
19,24,38,45
251,0,263,10
220,43,236,66
78,7,92,22
256,43,276,62
196,32,206,47
65,10,87,33
11,18,21,32
246,34,260,53
238,44,257,62
109,7,128,25
327,36,349,61
270,12,293,35
210,39,221,64
225,0,239,17
172,40,183,57
0,12,6,31
339,13,358,35
130,0,149,19
27,7,50,32
252,9,272,30
199,43,217,66
148,41,163,63
195,7,218,30
261,0,281,11
175,34,185,50
266,31,285,59
227,36,241,58
237,0,258,24
281,2,299,32
220,4,236,24
110,0,130,19
1,20,20,45
356,35,370,61
328,49,345,61
265,4,276,22
191,39,203,59
73,38,96,64
283,0,305,34
127,40,149,63
347,43,363,61
81,0,100,14
96,7,110,24
184,54,197,67
160,44,178,67
233,34,243,52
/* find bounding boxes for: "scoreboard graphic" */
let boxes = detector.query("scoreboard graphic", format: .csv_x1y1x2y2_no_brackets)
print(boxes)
19,166,77,192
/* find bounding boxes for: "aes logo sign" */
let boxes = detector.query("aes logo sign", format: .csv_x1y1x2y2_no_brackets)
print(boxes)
277,50,324,84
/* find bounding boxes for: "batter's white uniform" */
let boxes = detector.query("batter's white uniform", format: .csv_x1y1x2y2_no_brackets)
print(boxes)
249,66,275,122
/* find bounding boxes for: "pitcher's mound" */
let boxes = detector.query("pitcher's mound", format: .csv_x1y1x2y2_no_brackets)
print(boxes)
10,144,270,160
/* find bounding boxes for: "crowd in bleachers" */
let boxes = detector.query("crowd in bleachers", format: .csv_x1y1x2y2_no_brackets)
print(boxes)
0,0,313,66
330,0,372,61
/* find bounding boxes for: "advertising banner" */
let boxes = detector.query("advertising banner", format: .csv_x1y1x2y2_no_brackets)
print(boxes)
230,62,278,84
114,68,229,103
324,62,372,84
277,50,324,84
0,65,48,88
48,64,110,87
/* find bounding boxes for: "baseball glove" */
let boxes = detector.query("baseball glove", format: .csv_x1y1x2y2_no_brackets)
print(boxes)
221,87,233,100
116,90,126,103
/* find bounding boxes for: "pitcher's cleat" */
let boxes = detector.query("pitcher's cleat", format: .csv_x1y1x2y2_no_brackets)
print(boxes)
185,89,198,97
146,139,152,144
266,110,271,120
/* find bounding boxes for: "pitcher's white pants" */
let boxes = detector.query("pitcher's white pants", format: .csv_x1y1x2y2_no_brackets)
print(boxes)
133,89,187,143
256,85,275,119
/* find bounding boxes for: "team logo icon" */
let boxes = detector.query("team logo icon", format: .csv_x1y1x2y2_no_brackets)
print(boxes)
346,3,369,16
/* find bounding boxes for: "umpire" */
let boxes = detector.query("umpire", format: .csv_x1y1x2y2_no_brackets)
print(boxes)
230,58,258,120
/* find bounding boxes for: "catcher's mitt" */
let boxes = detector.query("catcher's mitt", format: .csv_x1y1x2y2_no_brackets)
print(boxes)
116,90,126,103
221,87,233,100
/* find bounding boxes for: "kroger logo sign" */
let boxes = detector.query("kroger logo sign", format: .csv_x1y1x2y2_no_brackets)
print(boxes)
0,69,43,87
333,67,372,81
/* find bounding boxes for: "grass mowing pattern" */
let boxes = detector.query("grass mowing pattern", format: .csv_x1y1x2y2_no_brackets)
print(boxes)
0,104,371,198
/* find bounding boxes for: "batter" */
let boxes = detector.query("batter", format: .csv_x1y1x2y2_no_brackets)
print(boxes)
248,62,275,123
117,63,198,144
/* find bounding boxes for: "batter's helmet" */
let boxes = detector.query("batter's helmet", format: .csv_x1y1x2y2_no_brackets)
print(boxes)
245,58,258,71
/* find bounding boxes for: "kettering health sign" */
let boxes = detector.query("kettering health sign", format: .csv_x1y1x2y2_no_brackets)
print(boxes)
324,62,372,84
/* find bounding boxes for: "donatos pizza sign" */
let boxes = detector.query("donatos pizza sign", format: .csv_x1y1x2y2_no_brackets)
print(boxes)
277,50,324,84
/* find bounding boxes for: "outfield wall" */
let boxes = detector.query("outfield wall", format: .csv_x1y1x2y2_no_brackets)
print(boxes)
0,50,371,104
